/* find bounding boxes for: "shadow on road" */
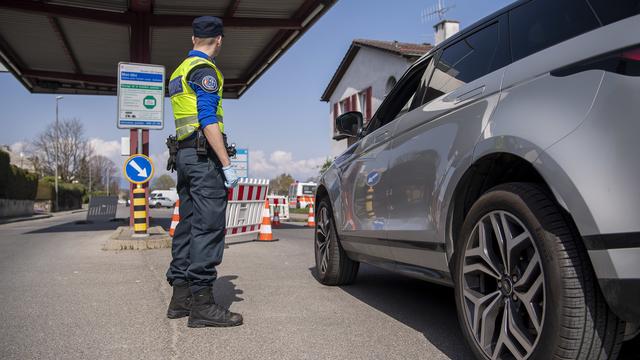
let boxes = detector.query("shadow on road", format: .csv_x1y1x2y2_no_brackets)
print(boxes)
212,275,244,309
273,222,308,230
26,219,127,234
309,264,474,360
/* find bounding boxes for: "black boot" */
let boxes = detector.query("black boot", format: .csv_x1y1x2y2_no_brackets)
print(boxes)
188,287,243,328
167,282,191,319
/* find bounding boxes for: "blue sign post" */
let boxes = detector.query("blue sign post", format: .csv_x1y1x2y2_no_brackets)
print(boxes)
123,154,154,185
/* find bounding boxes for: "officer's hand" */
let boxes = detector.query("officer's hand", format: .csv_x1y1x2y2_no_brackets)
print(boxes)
222,165,239,188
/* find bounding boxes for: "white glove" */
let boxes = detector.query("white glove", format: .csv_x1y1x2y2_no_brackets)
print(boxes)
222,165,239,188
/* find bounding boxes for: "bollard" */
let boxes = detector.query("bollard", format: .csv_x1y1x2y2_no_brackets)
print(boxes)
133,186,148,235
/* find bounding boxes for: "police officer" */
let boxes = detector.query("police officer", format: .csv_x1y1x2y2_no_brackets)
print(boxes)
165,16,242,328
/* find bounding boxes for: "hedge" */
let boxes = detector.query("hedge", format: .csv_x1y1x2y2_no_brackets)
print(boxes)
36,177,85,211
0,149,38,200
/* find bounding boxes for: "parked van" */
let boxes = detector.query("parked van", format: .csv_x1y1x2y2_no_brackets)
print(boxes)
315,1,640,358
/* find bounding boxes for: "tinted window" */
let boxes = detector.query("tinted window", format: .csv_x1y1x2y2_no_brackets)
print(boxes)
302,186,316,195
422,22,502,104
587,0,640,26
366,60,429,134
509,0,599,61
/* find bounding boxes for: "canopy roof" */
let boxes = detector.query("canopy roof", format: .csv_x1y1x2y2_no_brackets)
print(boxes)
0,0,336,98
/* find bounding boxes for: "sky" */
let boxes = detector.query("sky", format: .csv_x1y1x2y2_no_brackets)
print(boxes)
0,0,513,184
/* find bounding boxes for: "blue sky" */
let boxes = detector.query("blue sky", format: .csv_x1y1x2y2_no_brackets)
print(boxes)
0,0,513,181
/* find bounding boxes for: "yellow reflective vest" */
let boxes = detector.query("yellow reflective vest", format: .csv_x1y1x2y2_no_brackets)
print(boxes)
169,56,224,140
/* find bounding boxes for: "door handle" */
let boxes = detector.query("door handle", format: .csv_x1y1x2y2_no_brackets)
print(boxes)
455,86,485,103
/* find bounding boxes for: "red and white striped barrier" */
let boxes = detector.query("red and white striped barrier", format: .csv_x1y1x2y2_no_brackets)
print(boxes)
267,195,290,220
225,178,270,237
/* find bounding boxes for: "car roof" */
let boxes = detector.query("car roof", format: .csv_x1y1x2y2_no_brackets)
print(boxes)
419,0,528,59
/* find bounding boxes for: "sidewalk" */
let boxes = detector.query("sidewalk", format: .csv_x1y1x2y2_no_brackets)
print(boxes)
0,207,87,225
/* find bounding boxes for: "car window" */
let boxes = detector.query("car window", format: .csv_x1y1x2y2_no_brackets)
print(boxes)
365,60,430,134
587,0,640,26
421,22,503,105
509,0,599,62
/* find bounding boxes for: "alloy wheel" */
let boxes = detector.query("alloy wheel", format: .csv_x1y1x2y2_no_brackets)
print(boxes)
315,206,332,274
461,210,545,359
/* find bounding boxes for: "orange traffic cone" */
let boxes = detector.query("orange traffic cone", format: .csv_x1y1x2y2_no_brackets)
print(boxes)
272,207,281,226
307,204,316,228
169,200,180,237
257,199,278,242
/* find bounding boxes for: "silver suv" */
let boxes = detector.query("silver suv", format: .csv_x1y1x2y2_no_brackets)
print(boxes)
314,0,640,359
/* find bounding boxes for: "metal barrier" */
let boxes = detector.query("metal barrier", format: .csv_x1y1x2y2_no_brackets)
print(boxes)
267,195,290,220
225,178,270,237
86,196,118,222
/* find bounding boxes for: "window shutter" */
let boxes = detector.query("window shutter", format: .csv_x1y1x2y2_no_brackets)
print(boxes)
344,97,351,112
366,87,372,120
333,102,339,133
351,94,358,112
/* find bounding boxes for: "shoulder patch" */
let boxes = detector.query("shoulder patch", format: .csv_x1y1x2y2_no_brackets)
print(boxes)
188,67,219,93
201,75,218,92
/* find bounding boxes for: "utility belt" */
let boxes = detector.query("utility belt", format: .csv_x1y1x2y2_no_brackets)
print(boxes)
165,130,237,172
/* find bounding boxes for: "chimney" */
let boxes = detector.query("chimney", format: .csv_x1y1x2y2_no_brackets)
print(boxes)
433,20,459,45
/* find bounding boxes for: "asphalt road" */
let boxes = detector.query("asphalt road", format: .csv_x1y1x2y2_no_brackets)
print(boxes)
0,206,637,359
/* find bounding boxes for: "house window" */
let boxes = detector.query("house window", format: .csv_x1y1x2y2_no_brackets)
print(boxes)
359,92,367,120
385,76,396,95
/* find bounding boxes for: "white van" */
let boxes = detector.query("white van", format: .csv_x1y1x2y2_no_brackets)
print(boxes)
150,189,178,203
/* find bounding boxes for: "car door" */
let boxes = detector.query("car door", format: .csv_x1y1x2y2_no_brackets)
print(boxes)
337,59,432,262
385,17,510,275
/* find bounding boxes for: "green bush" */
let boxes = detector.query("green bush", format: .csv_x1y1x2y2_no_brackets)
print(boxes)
0,149,38,200
35,178,85,211
57,183,85,211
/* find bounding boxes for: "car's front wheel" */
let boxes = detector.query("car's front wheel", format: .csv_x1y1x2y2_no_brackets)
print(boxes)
454,183,625,360
314,198,359,285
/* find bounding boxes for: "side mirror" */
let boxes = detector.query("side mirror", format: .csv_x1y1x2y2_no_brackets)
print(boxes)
333,111,363,141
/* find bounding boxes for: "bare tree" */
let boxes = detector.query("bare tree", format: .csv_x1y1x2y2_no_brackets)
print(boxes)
30,118,92,182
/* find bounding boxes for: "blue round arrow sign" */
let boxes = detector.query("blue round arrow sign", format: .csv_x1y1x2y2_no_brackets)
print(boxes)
123,154,154,185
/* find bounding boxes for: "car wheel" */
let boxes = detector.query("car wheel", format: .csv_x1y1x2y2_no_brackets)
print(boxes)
454,183,625,360
314,198,359,286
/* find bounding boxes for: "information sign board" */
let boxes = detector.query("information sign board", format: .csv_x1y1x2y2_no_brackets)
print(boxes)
117,62,165,129
231,148,249,178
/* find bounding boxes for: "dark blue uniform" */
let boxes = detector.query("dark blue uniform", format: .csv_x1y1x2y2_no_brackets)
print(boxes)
166,50,226,293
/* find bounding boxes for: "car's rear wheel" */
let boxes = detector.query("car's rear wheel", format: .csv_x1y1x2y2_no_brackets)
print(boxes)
454,183,625,360
314,198,359,285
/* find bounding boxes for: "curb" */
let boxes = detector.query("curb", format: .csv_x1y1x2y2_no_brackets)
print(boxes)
0,214,53,225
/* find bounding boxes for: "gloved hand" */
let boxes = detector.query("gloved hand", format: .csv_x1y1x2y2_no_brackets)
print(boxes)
222,165,239,188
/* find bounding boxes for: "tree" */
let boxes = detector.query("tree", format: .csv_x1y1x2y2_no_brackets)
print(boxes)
152,174,176,190
30,118,92,183
318,157,333,176
269,173,295,195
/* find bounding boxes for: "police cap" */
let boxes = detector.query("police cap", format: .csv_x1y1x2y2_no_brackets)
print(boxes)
192,16,224,38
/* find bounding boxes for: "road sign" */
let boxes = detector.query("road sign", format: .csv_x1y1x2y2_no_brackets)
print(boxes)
123,154,154,185
231,148,249,178
117,62,165,130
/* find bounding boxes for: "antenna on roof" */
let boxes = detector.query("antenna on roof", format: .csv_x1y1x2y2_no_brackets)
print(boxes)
421,0,455,23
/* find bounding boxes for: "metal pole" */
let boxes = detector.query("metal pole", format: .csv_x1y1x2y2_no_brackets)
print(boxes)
54,96,63,211
88,160,92,195
107,170,110,196
137,128,143,154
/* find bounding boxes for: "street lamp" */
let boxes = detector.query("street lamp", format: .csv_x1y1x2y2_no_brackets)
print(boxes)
55,96,63,212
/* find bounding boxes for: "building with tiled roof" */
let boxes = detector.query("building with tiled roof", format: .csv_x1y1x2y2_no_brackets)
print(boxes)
321,39,432,155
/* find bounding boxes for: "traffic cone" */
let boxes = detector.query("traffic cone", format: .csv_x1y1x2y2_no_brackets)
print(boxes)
257,199,278,242
307,204,316,228
169,200,180,237
272,207,281,226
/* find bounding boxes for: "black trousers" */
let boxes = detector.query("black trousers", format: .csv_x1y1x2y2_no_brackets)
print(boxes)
166,148,227,291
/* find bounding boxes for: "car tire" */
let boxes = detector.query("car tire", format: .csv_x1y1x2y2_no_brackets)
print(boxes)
454,183,625,360
314,197,359,286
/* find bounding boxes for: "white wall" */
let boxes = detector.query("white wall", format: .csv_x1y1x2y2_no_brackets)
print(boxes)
328,47,414,156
